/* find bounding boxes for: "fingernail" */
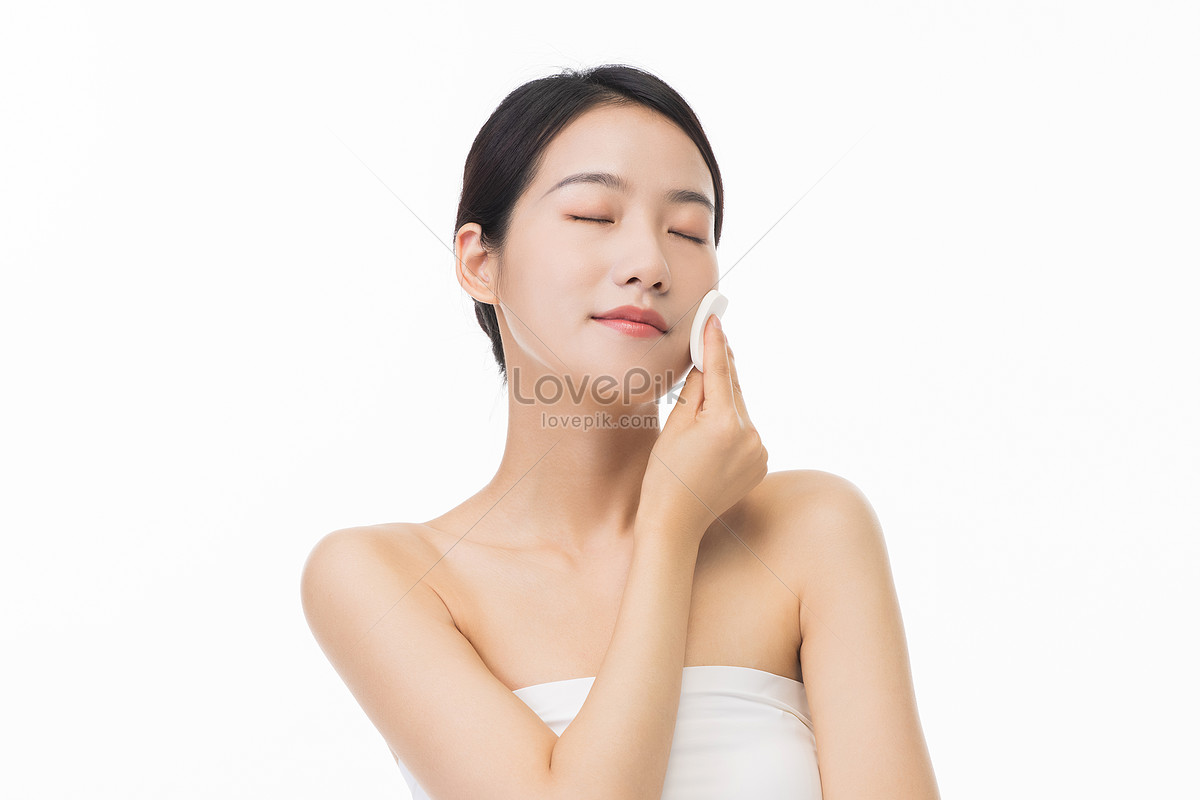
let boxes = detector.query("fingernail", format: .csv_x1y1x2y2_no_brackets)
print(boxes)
712,315,722,331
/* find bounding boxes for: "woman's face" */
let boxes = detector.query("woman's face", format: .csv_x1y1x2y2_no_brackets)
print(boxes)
487,102,719,404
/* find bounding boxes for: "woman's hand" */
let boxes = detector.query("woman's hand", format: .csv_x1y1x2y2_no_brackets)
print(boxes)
637,314,769,545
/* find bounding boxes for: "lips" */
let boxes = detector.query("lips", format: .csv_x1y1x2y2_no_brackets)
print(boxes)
591,305,668,333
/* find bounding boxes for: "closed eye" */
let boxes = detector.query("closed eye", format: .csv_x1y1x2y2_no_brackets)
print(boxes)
568,216,707,245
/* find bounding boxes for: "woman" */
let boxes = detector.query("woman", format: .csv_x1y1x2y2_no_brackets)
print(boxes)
301,64,940,800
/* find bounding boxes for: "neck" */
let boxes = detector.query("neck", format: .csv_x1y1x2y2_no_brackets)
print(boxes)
478,379,663,557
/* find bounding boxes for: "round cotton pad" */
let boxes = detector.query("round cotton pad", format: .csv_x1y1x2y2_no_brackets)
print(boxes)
689,289,729,372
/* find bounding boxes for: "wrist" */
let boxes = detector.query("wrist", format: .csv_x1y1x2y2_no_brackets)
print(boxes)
634,496,713,545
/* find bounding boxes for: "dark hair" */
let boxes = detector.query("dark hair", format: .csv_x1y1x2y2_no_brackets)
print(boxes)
454,64,725,383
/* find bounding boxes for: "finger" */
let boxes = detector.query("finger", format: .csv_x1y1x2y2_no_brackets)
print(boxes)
724,339,750,421
673,361,705,413
701,314,734,410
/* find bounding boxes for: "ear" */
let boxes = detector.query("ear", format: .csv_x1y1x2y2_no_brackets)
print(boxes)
455,223,500,305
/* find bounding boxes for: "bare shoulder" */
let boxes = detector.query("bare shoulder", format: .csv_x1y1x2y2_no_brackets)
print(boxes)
758,468,880,535
757,468,871,506
299,522,562,798
299,522,451,658
302,521,438,565
736,468,879,547
301,523,434,603
737,469,886,598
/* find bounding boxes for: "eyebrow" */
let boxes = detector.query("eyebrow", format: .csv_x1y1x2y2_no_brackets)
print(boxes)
541,171,715,216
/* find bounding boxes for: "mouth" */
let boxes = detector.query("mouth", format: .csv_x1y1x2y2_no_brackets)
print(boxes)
592,305,669,338
591,317,665,338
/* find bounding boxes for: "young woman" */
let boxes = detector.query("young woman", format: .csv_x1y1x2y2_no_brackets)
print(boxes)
301,64,940,800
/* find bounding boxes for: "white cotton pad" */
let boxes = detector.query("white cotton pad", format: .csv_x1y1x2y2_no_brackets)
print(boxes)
689,289,729,372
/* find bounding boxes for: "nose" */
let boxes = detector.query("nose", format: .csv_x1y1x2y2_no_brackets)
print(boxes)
610,228,672,292
614,264,669,292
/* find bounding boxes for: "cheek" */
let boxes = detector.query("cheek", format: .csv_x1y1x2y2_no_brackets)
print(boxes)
674,265,719,302
497,259,590,347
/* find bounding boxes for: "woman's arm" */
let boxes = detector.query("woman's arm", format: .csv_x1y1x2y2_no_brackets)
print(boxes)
301,527,562,799
781,470,941,800
300,517,706,800
546,506,706,800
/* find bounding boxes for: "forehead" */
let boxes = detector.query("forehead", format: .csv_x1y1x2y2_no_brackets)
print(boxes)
531,103,713,200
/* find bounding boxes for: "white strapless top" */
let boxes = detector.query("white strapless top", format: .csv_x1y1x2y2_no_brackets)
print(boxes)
396,664,823,799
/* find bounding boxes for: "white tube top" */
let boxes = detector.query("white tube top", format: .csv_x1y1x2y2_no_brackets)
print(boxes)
396,664,822,799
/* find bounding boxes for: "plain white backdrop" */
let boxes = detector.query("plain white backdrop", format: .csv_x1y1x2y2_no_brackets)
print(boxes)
2,1,1197,797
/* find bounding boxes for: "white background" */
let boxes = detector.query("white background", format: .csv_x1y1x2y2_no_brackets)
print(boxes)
3,1,1197,797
